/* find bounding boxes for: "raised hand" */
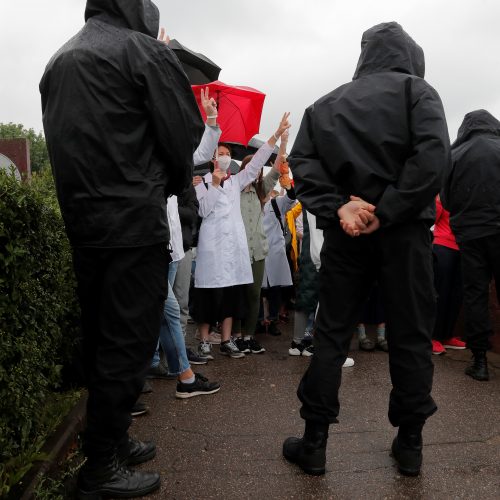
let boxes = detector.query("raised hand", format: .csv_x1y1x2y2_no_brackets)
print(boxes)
281,129,289,145
193,175,203,187
269,113,291,147
275,112,291,138
158,27,171,45
211,167,226,187
201,87,217,122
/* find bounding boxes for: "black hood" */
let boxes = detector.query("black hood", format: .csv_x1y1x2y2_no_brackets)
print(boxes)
85,0,159,38
452,109,500,148
353,22,425,80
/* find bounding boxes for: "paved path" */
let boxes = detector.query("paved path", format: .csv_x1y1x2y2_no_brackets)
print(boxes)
131,324,500,500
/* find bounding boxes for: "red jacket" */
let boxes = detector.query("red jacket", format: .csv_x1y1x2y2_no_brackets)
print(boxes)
434,196,459,251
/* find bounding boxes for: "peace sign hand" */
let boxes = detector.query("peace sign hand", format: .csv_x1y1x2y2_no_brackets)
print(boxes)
201,87,217,119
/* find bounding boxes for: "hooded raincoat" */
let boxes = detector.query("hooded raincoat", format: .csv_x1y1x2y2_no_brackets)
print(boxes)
441,110,500,243
290,22,450,229
40,0,204,248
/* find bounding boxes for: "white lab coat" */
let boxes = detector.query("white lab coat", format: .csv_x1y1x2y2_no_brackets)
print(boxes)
194,142,274,288
261,194,295,287
193,124,221,167
166,196,184,263
307,211,324,271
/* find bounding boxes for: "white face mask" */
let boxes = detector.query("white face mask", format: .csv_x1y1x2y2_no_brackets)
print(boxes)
217,155,231,172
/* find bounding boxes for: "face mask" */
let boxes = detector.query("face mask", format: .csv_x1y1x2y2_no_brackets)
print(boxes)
217,155,231,172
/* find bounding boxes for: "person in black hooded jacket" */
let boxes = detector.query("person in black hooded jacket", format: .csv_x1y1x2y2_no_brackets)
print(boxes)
39,0,204,497
441,109,500,382
284,22,450,477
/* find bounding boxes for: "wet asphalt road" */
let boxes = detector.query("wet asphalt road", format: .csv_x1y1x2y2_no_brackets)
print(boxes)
130,323,500,500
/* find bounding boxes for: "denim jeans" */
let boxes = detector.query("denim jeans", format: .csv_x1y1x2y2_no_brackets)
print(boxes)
152,261,190,375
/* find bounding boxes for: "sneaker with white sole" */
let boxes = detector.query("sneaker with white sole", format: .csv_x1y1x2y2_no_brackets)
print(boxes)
442,337,466,349
195,329,222,344
343,357,355,367
220,339,245,358
187,348,208,365
130,401,149,417
248,337,265,354
175,373,220,399
198,340,214,360
289,340,313,357
234,337,251,354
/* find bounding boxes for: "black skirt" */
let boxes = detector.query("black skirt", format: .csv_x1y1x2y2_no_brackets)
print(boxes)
193,285,248,324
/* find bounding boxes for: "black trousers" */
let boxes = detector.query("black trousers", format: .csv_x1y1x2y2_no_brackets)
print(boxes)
459,232,500,351
73,244,169,460
432,244,462,341
298,222,437,428
361,282,385,325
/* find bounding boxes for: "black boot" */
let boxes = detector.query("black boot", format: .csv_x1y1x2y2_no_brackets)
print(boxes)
465,350,489,381
117,435,156,466
282,421,328,475
77,456,160,499
391,424,423,476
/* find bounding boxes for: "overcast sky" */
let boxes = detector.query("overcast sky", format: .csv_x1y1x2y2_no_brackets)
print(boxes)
1,0,500,146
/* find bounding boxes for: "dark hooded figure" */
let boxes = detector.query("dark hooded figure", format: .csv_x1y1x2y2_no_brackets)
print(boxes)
39,0,204,497
441,109,500,381
285,22,450,477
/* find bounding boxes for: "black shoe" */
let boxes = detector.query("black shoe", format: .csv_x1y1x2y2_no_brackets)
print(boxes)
391,426,423,476
147,363,176,380
141,380,153,394
268,321,281,336
359,337,375,351
234,337,251,354
131,401,149,417
77,458,160,499
186,347,209,365
248,337,265,354
175,373,221,399
220,339,245,358
465,350,489,381
282,421,328,476
376,338,389,352
117,436,156,466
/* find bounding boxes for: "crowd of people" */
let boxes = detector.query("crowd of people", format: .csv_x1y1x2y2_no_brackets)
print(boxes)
39,0,499,497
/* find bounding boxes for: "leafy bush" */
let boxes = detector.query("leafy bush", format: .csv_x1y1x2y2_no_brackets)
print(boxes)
0,167,80,496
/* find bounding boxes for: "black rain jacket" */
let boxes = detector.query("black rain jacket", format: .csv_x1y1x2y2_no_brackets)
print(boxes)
177,184,199,251
289,22,450,229
40,0,204,248
441,110,500,243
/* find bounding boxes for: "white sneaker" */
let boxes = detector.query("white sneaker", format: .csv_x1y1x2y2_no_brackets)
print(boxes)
343,357,354,368
208,332,222,344
195,329,222,344
198,340,214,360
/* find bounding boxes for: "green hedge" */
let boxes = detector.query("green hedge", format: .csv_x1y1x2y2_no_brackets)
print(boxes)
0,167,80,496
